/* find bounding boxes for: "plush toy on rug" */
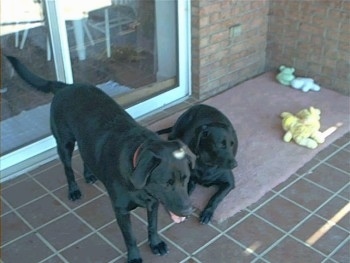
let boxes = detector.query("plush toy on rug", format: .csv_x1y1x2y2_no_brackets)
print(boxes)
276,65,295,86
291,77,321,92
280,106,325,149
276,65,322,92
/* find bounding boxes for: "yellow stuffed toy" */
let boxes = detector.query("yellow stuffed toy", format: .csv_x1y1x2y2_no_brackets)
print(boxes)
281,106,325,149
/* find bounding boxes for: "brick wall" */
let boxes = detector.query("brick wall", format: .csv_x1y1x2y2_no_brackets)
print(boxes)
191,0,269,100
266,0,350,95
192,0,349,99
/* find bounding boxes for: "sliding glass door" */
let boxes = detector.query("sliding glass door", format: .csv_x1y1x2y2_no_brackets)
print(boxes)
0,0,191,181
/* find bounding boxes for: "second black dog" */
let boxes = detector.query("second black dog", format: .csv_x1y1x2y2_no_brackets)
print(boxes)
158,104,238,224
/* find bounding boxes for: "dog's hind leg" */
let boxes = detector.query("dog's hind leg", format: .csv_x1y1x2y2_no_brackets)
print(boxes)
83,163,97,184
147,202,168,256
56,139,81,201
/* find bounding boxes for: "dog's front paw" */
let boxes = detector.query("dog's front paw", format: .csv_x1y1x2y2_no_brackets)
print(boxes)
68,182,82,201
150,241,168,256
200,209,213,224
128,259,142,263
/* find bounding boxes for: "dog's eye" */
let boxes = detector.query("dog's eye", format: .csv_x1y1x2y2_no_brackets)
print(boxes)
230,141,234,147
220,141,227,149
167,179,175,186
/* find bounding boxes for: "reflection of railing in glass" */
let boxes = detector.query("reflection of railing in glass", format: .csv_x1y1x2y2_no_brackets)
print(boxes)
87,3,139,58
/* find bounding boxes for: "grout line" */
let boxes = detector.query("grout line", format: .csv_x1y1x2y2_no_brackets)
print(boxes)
179,256,202,263
321,235,350,263
323,161,350,175
298,175,350,203
189,210,253,257
315,141,350,163
28,176,126,256
250,182,350,262
0,196,69,263
223,232,262,258
276,181,350,233
0,172,32,190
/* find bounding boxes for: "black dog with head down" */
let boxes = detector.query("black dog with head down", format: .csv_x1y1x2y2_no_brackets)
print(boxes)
7,56,196,263
158,104,238,224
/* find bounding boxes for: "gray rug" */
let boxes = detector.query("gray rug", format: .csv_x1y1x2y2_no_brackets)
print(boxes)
149,72,350,223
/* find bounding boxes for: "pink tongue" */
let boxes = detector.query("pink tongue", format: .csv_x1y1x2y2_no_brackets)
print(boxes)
169,211,186,223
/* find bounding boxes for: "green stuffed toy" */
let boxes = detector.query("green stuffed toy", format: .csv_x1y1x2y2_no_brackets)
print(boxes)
276,65,295,86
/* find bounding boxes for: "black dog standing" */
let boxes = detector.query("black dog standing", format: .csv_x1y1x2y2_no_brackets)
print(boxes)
158,104,238,224
7,56,196,263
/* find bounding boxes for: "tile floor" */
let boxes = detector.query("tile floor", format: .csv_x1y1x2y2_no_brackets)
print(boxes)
1,131,349,263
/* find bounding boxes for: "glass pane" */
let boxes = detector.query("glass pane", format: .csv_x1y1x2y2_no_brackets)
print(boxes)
1,0,55,155
0,0,180,156
66,0,178,106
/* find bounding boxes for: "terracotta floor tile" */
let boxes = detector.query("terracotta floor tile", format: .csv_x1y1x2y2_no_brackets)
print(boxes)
338,185,350,200
53,177,106,210
315,197,350,230
226,214,285,254
315,144,340,161
27,159,61,177
17,194,68,228
332,132,350,147
331,239,350,263
1,233,54,263
263,237,325,263
295,158,320,175
135,240,188,263
60,234,121,262
291,215,348,255
194,235,256,263
37,213,92,250
74,195,115,229
271,174,300,192
246,191,276,211
1,177,47,208
1,199,11,215
254,196,309,232
31,164,67,191
304,163,350,193
1,211,31,245
162,216,220,254
211,209,250,231
40,255,66,263
325,149,350,173
280,178,333,211
99,215,148,253
1,172,30,189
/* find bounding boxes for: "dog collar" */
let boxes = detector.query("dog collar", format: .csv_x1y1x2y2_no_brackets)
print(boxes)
132,144,143,168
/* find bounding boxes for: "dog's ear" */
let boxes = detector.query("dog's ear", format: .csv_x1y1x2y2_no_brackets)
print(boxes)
176,140,196,169
193,125,209,152
131,150,160,189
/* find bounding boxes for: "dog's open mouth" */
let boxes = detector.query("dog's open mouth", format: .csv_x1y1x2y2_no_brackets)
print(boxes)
169,211,187,223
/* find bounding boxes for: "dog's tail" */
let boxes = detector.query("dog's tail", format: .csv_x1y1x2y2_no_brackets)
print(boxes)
6,56,67,94
156,127,173,135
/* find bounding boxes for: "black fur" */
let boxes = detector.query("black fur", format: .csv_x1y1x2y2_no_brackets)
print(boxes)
7,56,196,263
157,104,238,224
